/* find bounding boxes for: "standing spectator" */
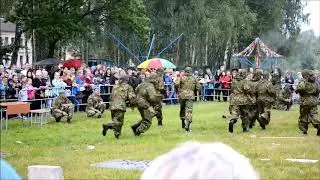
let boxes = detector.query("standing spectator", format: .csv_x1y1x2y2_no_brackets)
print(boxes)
52,72,67,96
219,71,232,102
32,70,46,109
213,69,222,101
285,72,294,91
26,69,34,80
204,68,214,101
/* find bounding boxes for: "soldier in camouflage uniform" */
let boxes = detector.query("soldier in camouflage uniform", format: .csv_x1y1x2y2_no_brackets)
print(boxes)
228,69,254,133
86,88,106,118
256,71,276,129
247,69,261,129
296,70,320,136
153,69,165,126
271,68,282,109
51,91,73,123
102,76,136,139
175,67,200,132
131,73,163,136
278,84,293,111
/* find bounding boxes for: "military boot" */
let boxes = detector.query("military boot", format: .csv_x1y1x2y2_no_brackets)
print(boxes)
185,120,191,132
114,133,120,139
97,113,102,119
55,117,62,123
158,119,163,126
228,119,237,133
181,119,185,129
131,123,141,136
317,127,320,136
67,117,72,124
243,127,249,132
102,124,112,136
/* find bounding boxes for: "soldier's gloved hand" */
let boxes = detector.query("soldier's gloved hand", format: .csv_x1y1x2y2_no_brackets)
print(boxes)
62,112,68,116
148,107,156,114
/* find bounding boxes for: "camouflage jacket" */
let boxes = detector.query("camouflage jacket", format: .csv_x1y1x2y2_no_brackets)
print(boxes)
110,83,136,111
278,86,292,103
135,81,162,109
175,73,200,99
230,78,254,105
257,79,276,103
246,78,259,105
155,73,165,95
52,95,72,113
86,93,103,111
296,79,320,106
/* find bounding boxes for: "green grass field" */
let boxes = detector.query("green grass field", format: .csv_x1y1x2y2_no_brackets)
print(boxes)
1,102,320,179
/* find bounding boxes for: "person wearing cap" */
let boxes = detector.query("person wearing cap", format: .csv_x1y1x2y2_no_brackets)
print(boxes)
86,88,106,118
296,70,320,136
51,91,73,123
131,73,163,136
175,67,200,132
102,75,136,139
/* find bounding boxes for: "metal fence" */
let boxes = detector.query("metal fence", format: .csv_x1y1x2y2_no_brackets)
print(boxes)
0,82,318,111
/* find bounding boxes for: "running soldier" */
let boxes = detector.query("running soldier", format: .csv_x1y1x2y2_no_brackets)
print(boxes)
175,67,200,132
278,84,293,111
296,70,320,136
228,70,253,133
51,91,73,123
131,73,163,136
256,71,276,129
102,76,136,139
153,69,165,126
86,88,106,118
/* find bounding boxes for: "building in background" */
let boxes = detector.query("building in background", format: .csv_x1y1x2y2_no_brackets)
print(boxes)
0,18,33,68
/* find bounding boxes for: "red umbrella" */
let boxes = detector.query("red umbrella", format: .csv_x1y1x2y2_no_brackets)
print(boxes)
63,59,83,69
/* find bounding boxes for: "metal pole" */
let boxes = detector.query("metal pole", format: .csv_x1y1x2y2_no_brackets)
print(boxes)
146,34,155,60
157,33,184,57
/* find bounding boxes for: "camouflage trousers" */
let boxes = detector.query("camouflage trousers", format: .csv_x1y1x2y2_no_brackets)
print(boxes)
52,106,73,122
180,99,194,123
87,103,106,117
257,101,273,126
153,102,163,122
247,105,259,127
133,107,157,134
278,100,292,111
230,105,251,129
298,105,320,133
105,110,125,137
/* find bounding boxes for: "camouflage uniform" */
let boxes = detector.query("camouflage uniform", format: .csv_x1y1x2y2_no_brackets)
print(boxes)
153,69,165,126
228,70,254,133
278,84,293,111
175,67,200,131
296,70,320,136
102,76,136,139
247,70,261,128
271,68,282,109
86,91,106,118
131,73,163,136
51,92,73,123
257,71,276,129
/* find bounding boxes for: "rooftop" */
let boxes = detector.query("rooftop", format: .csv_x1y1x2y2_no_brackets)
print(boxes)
0,18,16,32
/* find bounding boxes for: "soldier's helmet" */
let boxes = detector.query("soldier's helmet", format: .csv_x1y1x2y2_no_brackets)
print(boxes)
238,69,247,80
156,68,165,74
119,75,129,83
301,70,310,79
262,71,270,80
307,71,316,82
184,67,192,74
253,69,263,81
147,72,158,84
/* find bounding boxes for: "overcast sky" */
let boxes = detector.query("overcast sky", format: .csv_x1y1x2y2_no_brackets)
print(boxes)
300,0,320,36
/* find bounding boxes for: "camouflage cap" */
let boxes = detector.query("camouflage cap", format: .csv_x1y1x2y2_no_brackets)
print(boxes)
262,71,270,79
301,70,310,79
185,67,192,73
119,75,129,83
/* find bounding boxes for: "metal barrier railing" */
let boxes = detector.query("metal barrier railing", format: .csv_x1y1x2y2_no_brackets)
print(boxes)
0,82,318,111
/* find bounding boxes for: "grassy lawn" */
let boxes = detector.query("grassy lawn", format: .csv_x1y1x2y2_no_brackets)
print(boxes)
1,102,320,179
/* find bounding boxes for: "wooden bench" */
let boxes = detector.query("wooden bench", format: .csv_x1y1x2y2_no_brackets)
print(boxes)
0,102,30,131
30,109,51,126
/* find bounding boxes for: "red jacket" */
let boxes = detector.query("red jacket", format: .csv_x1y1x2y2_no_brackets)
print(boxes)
219,75,231,89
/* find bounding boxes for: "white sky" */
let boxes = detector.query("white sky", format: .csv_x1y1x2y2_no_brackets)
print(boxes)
300,0,320,36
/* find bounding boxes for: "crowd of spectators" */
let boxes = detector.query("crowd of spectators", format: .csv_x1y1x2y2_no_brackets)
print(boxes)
1,63,319,110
